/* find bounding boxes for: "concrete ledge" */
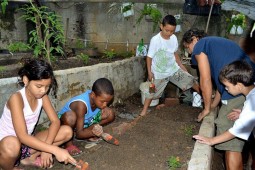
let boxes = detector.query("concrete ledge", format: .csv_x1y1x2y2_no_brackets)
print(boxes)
188,108,218,170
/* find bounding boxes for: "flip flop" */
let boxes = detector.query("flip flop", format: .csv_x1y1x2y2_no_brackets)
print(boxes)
66,144,82,157
101,133,119,146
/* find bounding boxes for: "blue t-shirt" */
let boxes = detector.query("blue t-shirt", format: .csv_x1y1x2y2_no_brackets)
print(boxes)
191,36,254,100
58,90,101,128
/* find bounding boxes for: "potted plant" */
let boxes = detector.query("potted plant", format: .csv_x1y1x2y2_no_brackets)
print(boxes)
108,2,134,19
227,13,246,35
136,4,162,32
174,14,181,33
121,2,134,18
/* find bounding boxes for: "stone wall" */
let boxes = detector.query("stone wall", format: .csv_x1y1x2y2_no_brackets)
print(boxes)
0,57,146,123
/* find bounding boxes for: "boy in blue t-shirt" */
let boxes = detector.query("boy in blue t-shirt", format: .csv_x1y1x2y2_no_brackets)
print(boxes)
58,78,116,156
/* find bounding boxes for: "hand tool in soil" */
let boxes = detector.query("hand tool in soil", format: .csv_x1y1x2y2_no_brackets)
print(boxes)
101,132,119,145
149,78,156,93
73,160,89,170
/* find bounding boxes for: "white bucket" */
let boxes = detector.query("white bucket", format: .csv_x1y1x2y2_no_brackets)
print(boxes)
192,92,202,107
140,82,159,107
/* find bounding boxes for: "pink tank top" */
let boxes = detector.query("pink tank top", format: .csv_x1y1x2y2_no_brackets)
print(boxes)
0,87,42,140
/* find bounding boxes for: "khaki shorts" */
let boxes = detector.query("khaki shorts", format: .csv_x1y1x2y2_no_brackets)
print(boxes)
145,68,196,99
214,95,245,152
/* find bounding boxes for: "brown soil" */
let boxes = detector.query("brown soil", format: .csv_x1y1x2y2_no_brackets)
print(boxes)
22,93,202,170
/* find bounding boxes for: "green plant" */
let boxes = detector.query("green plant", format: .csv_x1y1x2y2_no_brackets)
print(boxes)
119,50,134,58
103,49,116,59
227,13,246,34
121,2,134,13
168,156,181,169
7,42,31,52
1,0,8,14
0,66,6,78
20,0,65,64
75,39,84,49
137,4,162,32
174,14,181,25
183,125,196,136
77,53,89,64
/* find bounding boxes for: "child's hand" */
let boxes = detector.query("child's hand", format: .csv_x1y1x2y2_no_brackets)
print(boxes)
54,147,77,165
193,135,213,146
92,124,103,137
227,109,241,121
40,152,53,168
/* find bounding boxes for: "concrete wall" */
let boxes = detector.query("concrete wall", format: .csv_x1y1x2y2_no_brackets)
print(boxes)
0,2,232,51
0,56,146,123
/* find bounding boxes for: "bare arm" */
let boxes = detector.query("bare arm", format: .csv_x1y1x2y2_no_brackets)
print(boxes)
174,52,188,72
196,52,212,121
42,95,61,145
211,90,221,109
146,56,153,81
71,101,97,139
193,131,235,146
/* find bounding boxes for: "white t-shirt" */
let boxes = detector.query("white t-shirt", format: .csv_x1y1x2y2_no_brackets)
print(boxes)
147,32,180,79
229,87,255,140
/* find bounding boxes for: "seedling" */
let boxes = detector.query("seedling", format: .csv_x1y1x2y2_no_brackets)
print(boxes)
167,156,181,169
77,53,89,64
183,124,196,136
103,49,116,59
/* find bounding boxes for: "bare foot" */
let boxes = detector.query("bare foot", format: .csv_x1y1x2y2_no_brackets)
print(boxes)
139,110,147,117
156,104,165,110
197,112,209,122
20,157,41,167
13,167,24,170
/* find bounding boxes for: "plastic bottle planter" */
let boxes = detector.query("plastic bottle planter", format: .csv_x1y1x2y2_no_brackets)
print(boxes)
174,14,181,33
175,25,181,33
121,3,134,18
230,25,244,35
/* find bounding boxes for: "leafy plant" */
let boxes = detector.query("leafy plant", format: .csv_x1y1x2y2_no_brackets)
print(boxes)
7,42,31,52
183,124,196,136
75,39,84,49
1,0,8,14
137,4,162,32
168,156,181,169
103,49,116,59
119,50,134,58
20,0,65,64
227,13,246,34
121,2,134,13
0,66,6,78
77,53,89,64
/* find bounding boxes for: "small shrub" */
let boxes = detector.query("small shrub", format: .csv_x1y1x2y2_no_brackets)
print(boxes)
168,156,181,169
103,49,116,59
119,50,134,58
183,124,196,136
8,42,31,52
77,53,89,64
0,66,6,78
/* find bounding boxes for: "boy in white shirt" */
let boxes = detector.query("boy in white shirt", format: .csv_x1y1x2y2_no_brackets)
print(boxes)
193,60,255,155
140,14,199,116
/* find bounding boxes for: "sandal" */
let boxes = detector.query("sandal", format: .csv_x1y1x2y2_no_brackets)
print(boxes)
66,144,82,157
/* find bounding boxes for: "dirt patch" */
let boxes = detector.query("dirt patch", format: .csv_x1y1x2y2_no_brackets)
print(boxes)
23,93,202,170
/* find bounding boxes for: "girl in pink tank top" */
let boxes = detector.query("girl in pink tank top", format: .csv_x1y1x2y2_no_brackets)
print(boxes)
0,59,79,170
